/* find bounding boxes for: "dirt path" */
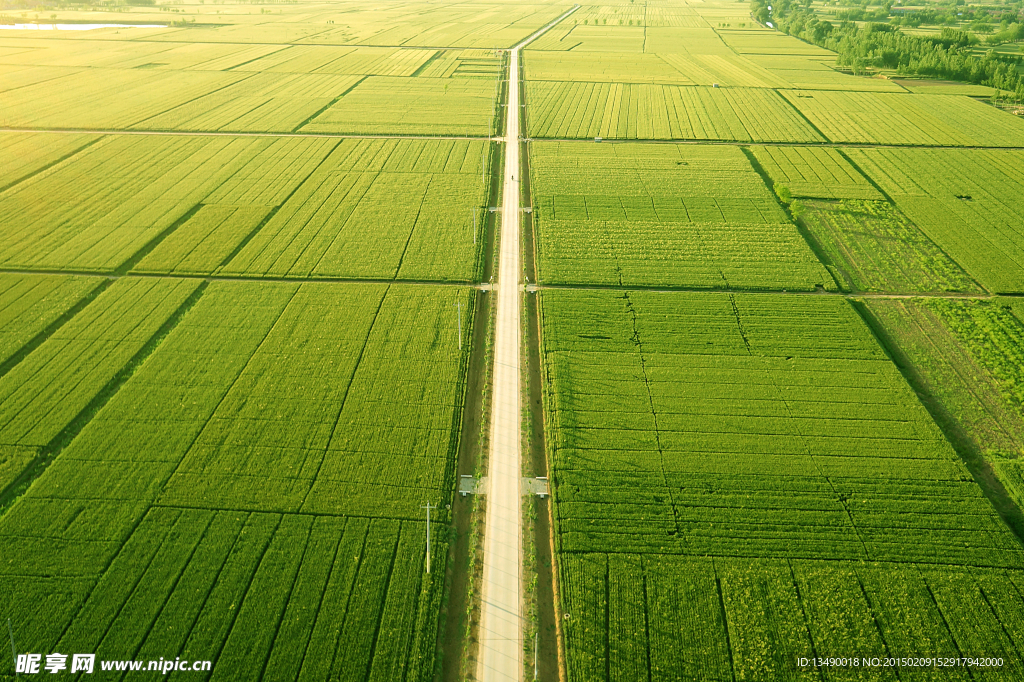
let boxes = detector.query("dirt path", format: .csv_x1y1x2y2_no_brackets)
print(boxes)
476,7,578,682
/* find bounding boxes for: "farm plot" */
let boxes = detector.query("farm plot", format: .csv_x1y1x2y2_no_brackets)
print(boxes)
867,298,1024,468
0,273,105,493
718,29,837,56
782,90,1024,146
298,76,496,136
0,135,484,280
531,142,834,290
526,25,649,53
745,55,905,91
0,277,199,496
527,82,824,141
542,289,1024,680
524,52,697,84
524,50,792,88
416,49,503,79
796,199,982,293
748,146,882,201
0,132,99,192
221,138,488,281
0,37,282,71
0,134,336,273
230,45,438,77
348,2,569,49
846,148,1024,293
563,556,1024,682
0,67,249,130
134,73,364,133
0,273,102,374
0,280,471,679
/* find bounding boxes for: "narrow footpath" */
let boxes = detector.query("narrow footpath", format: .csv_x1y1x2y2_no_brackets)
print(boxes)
476,7,578,682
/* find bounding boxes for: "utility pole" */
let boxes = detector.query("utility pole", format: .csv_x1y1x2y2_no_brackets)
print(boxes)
455,301,463,350
421,502,435,574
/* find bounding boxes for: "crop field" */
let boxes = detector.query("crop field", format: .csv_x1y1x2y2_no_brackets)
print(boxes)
846,148,1024,293
797,200,982,293
783,90,1024,146
0,134,487,280
297,76,497,136
527,82,823,141
0,280,472,679
3,0,1024,679
866,298,1024,466
0,36,500,134
530,142,834,289
541,290,1024,681
748,146,882,201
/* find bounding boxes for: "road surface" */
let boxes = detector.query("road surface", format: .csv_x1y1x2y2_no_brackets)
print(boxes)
476,7,578,682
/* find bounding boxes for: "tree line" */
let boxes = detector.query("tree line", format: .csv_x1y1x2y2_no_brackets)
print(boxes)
751,0,1024,100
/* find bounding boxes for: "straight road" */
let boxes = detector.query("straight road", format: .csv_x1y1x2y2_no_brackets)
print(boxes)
477,7,578,682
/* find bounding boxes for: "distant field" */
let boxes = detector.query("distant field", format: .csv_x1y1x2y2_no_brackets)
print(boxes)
542,289,1024,681
531,142,835,289
0,135,488,280
527,83,824,141
783,90,1024,146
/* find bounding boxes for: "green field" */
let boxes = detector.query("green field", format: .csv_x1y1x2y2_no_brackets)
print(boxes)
531,142,835,289
2,0,1024,679
541,290,1024,681
0,135,488,280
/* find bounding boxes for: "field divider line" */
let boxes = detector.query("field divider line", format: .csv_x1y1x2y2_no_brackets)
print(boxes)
477,6,579,682
290,75,368,133
0,127,499,141
0,281,209,516
523,136,1024,151
0,135,103,195
524,282,997,300
0,267,493,288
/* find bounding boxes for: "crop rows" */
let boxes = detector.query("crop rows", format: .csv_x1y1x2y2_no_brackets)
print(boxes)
0,44,497,134
847,148,1024,293
0,278,197,495
0,68,249,130
136,73,364,133
797,199,981,293
221,137,489,280
0,135,487,280
297,76,497,136
537,219,835,290
231,45,438,77
867,298,1024,482
782,90,1024,146
749,146,882,201
562,554,1024,682
0,132,97,191
2,507,444,682
0,279,471,678
541,290,1024,679
526,82,824,141
530,142,833,289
